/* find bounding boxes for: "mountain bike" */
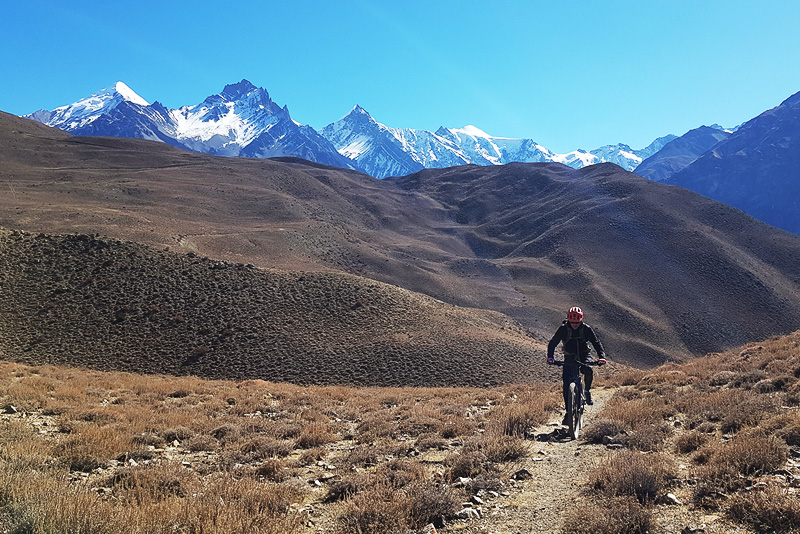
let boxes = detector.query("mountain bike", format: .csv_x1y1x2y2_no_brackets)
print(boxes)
550,360,602,440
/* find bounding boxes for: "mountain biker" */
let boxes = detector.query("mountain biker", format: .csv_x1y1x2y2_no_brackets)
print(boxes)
547,307,606,425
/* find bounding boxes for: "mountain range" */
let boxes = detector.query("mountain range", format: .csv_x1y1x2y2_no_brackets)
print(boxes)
26,79,675,178
3,110,800,379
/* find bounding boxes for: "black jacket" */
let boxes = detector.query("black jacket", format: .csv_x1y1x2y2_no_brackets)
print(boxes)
547,321,605,363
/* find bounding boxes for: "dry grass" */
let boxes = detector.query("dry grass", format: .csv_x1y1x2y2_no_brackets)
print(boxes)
588,450,674,504
726,486,800,532
561,496,652,534
0,360,560,534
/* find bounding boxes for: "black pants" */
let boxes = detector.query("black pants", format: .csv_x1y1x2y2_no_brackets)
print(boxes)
561,362,593,408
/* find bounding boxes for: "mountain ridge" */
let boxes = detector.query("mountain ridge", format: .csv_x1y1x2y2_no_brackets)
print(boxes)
24,79,675,178
3,110,800,369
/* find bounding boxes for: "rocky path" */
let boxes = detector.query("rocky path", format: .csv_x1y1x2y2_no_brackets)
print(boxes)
449,387,613,534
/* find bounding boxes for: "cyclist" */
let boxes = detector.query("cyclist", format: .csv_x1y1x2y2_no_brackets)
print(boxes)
547,307,606,424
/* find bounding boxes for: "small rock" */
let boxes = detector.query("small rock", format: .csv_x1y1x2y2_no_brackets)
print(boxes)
128,459,138,467
471,495,484,506
455,507,481,520
511,469,532,480
606,443,624,449
3,405,18,414
660,493,683,505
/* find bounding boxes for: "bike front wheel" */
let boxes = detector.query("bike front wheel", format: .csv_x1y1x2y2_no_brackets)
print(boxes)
568,382,583,440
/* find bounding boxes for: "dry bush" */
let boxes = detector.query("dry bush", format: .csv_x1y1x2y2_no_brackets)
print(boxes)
444,450,495,481
160,426,195,443
297,446,327,466
581,418,627,444
254,458,289,482
726,486,800,532
439,415,475,438
675,431,709,454
356,413,398,443
395,406,446,435
561,496,652,534
463,431,528,463
185,434,219,452
326,475,372,503
759,412,800,447
239,436,294,459
404,480,461,528
295,422,336,449
415,432,448,451
702,430,789,480
54,425,132,472
341,443,385,468
589,450,674,504
102,462,194,503
334,485,410,534
375,459,427,488
588,392,674,451
492,391,554,437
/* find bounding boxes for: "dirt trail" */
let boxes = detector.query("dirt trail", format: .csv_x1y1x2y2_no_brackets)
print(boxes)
450,387,614,534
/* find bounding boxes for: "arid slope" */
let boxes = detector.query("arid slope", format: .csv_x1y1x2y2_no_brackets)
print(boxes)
0,229,543,386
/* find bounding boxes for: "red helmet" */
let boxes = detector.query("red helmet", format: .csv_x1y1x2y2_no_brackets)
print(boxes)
567,307,584,322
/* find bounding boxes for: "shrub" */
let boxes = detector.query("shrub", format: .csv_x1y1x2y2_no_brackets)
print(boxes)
705,430,789,478
727,486,800,532
581,418,627,444
326,475,370,503
375,459,426,488
463,432,528,463
561,496,652,534
254,459,289,482
444,450,493,481
589,451,673,504
675,431,709,454
161,426,195,443
295,423,336,449
239,437,293,459
334,486,409,534
185,434,219,452
404,481,460,528
415,432,448,451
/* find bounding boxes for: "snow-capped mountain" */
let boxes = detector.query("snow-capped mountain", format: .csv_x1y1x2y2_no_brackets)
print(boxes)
25,79,676,178
27,82,180,146
26,80,354,169
321,106,675,178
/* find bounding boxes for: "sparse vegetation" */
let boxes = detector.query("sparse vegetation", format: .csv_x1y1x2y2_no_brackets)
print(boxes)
0,360,556,533
584,330,800,531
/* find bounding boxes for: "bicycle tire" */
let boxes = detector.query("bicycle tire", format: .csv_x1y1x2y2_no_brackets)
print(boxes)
568,382,580,439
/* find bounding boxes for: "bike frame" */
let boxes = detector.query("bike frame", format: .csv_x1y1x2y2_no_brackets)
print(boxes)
552,360,600,440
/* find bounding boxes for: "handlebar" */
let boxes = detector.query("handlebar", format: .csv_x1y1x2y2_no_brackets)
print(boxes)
549,359,605,366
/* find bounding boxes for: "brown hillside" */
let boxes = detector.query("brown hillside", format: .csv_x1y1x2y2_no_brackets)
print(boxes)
0,229,544,387
3,111,800,368
393,163,800,365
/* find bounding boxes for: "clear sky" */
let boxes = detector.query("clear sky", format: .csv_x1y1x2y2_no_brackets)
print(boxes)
3,0,800,153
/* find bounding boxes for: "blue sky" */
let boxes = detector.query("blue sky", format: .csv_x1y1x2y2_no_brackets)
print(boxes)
3,0,800,153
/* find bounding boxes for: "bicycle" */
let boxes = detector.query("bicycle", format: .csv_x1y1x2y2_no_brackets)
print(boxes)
549,359,603,440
